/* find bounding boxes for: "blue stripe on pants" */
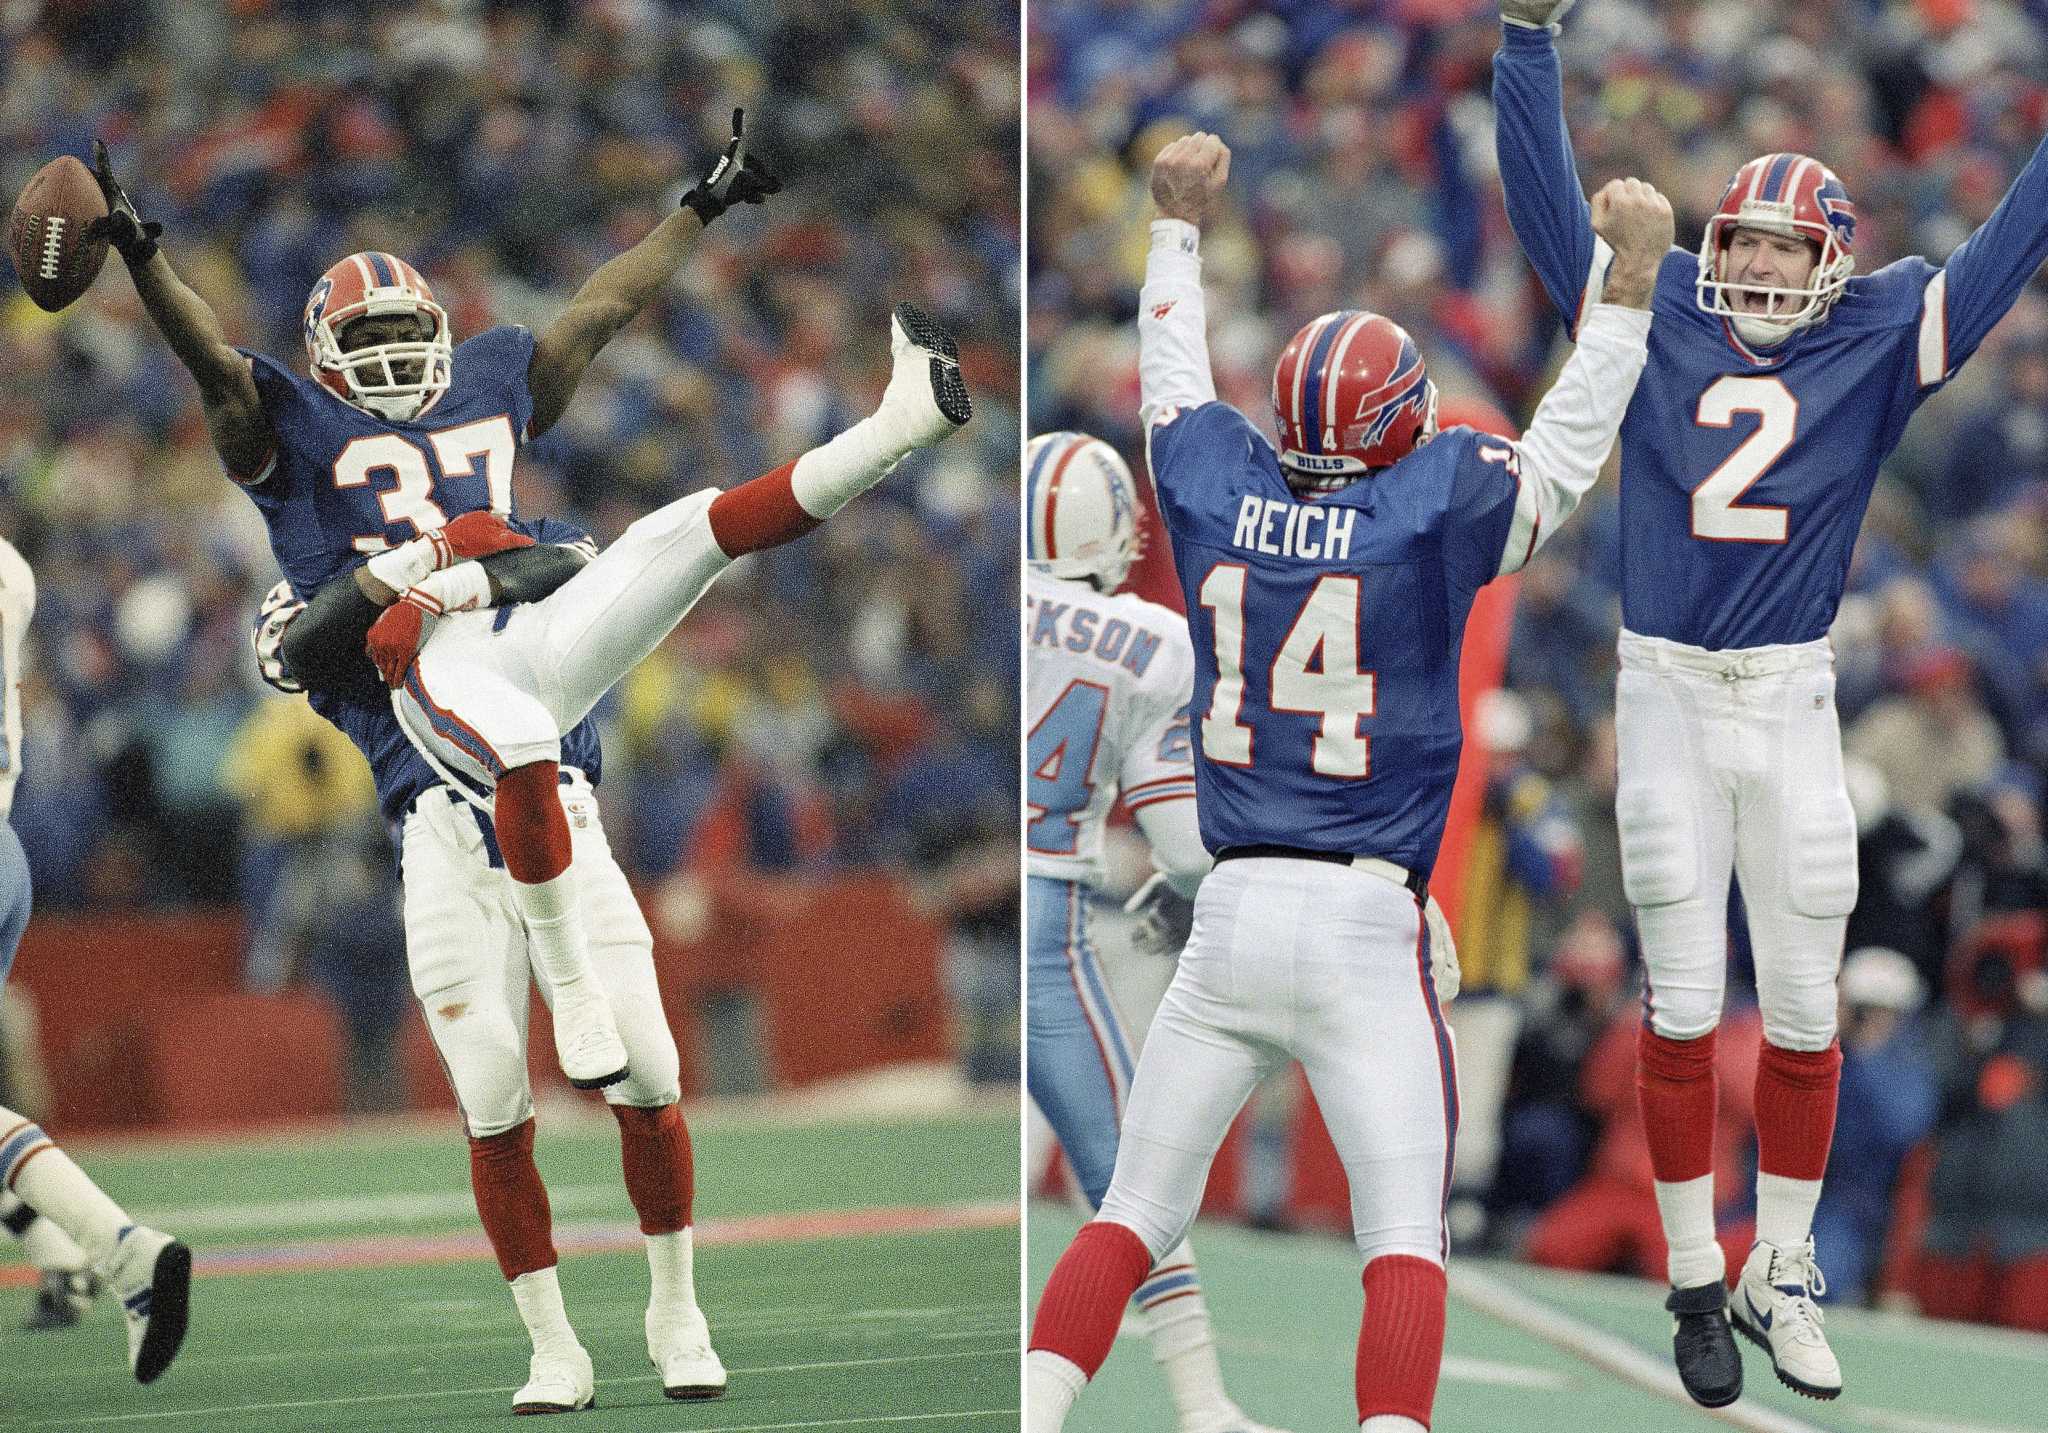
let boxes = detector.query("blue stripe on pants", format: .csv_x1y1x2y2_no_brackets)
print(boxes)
1026,876,1134,1209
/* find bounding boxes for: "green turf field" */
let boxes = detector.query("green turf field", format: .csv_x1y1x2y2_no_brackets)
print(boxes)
1030,1202,2048,1433
0,1105,1022,1431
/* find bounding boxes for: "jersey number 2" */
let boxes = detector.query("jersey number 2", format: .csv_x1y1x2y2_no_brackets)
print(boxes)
1201,566,1375,778
334,415,517,553
1028,679,1110,854
1692,376,1793,543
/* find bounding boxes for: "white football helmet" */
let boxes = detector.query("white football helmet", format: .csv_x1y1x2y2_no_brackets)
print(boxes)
1026,431,1141,592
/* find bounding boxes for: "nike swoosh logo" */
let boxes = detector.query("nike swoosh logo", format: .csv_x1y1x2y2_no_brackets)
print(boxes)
1745,1291,1773,1331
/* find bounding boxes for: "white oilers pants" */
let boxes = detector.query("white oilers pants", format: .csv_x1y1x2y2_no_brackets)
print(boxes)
1097,856,1457,1266
393,488,730,801
1614,629,1856,1053
401,769,680,1135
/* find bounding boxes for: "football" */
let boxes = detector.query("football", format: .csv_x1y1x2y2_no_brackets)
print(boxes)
8,154,109,312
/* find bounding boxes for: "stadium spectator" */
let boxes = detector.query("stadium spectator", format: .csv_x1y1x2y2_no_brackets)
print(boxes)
1814,947,1939,1306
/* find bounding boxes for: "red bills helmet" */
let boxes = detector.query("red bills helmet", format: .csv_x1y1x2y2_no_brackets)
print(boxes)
1271,310,1438,490
303,251,453,421
1696,152,1856,343
1026,432,1141,592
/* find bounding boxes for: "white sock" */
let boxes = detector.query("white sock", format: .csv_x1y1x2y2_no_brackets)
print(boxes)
789,421,899,521
3,1189,89,1272
2,1111,127,1267
1025,1349,1086,1433
1138,1244,1234,1427
1362,1417,1427,1432
647,1227,698,1316
1652,1174,1724,1289
1755,1172,1823,1251
508,870,594,996
509,1266,580,1356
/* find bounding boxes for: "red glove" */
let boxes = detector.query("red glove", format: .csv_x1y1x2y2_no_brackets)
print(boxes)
437,510,535,564
367,592,433,687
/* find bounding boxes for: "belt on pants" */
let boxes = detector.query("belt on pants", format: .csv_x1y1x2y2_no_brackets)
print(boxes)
1213,843,1428,900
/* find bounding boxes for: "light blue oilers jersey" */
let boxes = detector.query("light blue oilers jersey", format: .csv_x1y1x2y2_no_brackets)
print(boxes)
1496,22,2048,650
233,325,538,599
1148,407,1522,873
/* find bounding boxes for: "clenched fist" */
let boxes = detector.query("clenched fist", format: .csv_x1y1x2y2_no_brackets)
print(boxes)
1590,177,1675,308
1151,132,1231,228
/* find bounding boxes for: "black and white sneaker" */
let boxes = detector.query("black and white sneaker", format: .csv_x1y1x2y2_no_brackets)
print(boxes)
883,303,972,441
1666,1279,1743,1408
105,1225,191,1384
25,1266,98,1329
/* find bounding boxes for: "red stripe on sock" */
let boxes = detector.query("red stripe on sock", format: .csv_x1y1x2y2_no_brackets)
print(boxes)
467,1118,557,1279
1637,1025,1718,1184
1755,1040,1842,1182
707,461,818,556
1028,1220,1154,1379
612,1103,694,1235
494,761,571,883
1358,1254,1447,1427
5,1143,54,1190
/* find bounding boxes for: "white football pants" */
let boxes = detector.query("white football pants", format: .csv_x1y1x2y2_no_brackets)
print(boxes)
1097,856,1456,1267
401,769,679,1135
1614,630,1856,1052
394,488,730,801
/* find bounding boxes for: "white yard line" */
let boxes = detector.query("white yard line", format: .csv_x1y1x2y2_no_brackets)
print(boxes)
1449,1263,1833,1433
21,1348,1013,1426
1853,1413,2046,1433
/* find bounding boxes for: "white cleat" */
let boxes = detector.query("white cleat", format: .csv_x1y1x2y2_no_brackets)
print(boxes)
876,302,971,453
103,1225,191,1384
550,982,629,1091
649,1304,728,1400
1729,1238,1843,1401
513,1344,596,1415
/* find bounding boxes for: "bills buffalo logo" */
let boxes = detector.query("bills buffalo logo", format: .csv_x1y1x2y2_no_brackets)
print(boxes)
1348,365,1430,451
303,277,333,348
1817,176,1856,248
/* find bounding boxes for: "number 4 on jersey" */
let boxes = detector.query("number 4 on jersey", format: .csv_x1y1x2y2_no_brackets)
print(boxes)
1028,679,1109,853
1200,565,1375,779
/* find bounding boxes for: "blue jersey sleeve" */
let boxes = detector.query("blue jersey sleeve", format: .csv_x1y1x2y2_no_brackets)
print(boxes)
1442,429,1522,596
514,514,599,558
1493,24,1599,336
1147,401,1280,515
1924,130,2048,384
455,325,539,440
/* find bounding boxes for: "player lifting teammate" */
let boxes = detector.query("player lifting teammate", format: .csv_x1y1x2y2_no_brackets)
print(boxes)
1497,0,2048,1405
1025,431,1288,1433
93,108,967,1412
1025,133,1670,1433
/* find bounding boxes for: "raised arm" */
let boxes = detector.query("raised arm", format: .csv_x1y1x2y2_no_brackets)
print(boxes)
526,109,780,439
1918,127,2048,385
1494,178,1668,576
1491,11,1612,336
90,142,273,480
1137,132,1228,427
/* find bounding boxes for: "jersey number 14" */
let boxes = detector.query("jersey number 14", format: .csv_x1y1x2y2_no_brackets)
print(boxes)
1200,565,1375,778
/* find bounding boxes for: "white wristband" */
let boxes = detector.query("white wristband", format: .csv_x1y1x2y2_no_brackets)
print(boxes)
364,532,448,592
409,561,493,615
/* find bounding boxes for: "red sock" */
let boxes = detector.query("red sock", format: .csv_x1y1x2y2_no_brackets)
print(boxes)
494,760,571,883
1755,1041,1842,1181
1028,1220,1154,1378
1357,1254,1447,1427
612,1103,694,1235
707,461,816,557
1637,1026,1718,1184
468,1118,557,1279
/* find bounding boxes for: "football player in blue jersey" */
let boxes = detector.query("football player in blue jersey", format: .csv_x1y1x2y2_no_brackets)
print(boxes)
0,538,191,1385
1026,132,1669,1433
1494,0,2048,1405
100,109,967,1413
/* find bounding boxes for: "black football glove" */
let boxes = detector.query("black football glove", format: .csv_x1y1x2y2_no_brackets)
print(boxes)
85,140,162,266
679,108,781,225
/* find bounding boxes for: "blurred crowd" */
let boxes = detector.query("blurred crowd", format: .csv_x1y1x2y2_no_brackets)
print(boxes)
1033,0,2048,1326
0,0,1020,1094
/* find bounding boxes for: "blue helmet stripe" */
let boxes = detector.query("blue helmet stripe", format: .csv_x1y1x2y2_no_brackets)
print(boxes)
1763,153,1796,202
365,252,396,286
1298,312,1356,456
